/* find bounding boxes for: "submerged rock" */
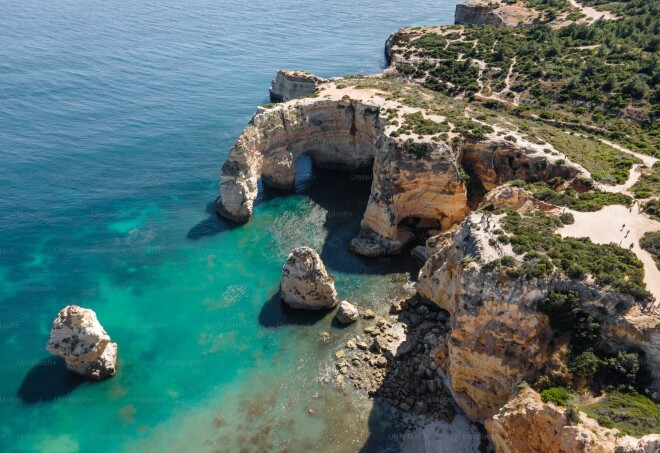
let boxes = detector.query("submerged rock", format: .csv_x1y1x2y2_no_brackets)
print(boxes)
280,247,338,310
46,305,117,380
335,301,359,324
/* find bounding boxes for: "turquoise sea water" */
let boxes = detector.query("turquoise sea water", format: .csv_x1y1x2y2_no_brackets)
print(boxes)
0,1,461,451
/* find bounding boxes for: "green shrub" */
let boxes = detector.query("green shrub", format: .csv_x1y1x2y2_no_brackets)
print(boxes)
541,387,571,406
643,200,660,221
640,231,660,270
504,211,650,301
537,290,582,332
401,112,450,135
524,181,631,211
569,350,602,376
559,212,575,224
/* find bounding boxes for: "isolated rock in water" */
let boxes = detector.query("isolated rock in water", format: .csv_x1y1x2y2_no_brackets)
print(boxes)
280,247,338,310
46,305,117,380
335,301,359,324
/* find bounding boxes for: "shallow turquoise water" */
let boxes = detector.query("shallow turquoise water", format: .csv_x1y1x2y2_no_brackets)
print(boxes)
0,1,460,451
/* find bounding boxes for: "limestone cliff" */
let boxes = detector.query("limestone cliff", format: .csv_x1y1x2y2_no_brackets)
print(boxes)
217,80,580,256
417,186,658,421
486,387,660,453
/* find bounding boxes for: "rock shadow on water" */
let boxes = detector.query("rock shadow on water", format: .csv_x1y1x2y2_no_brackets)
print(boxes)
17,357,86,404
258,292,333,328
186,201,237,240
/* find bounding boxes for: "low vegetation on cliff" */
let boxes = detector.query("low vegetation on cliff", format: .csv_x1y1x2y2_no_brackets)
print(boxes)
532,287,660,435
582,391,660,437
391,0,659,157
512,179,632,210
499,210,652,301
632,162,660,198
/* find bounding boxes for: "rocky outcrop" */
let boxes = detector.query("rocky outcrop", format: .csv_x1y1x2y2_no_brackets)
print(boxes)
216,94,475,255
478,184,556,213
419,212,553,420
280,247,338,310
335,300,359,324
455,0,536,28
46,305,117,380
269,70,326,102
217,85,579,255
486,387,660,453
602,307,660,393
216,96,378,223
417,207,656,421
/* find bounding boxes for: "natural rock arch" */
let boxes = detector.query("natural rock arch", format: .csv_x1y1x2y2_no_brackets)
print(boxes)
216,94,580,257
216,96,472,256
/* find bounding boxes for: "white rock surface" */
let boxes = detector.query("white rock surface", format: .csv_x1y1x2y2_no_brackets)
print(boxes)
280,247,338,310
335,300,359,324
46,305,117,380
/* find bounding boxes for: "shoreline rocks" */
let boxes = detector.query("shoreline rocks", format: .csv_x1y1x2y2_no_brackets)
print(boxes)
335,301,359,324
46,305,117,381
333,296,455,420
280,247,338,310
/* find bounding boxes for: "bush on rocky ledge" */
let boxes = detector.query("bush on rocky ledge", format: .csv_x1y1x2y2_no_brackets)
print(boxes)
640,231,660,270
523,181,632,211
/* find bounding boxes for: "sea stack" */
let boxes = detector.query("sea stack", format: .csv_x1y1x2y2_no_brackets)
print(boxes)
46,305,117,380
280,247,339,310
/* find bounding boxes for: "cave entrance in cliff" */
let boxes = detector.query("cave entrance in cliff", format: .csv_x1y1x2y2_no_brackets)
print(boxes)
460,160,489,211
397,215,445,249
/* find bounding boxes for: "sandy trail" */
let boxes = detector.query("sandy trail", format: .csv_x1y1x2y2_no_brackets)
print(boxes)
558,204,660,302
567,0,616,22
570,136,658,195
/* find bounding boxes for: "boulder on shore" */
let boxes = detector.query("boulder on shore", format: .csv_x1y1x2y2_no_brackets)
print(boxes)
335,301,359,324
46,305,117,380
280,247,339,310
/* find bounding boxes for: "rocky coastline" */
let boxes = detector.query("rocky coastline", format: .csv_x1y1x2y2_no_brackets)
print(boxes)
216,0,660,450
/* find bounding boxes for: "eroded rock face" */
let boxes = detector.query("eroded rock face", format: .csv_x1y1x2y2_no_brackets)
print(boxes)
486,387,660,453
417,210,656,421
350,140,470,256
335,300,359,324
269,70,326,102
46,305,117,380
217,87,578,256
455,0,537,28
216,97,379,223
419,213,553,420
216,95,474,255
280,247,338,310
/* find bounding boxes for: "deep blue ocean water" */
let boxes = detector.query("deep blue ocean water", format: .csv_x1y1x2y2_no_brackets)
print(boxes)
0,1,460,451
